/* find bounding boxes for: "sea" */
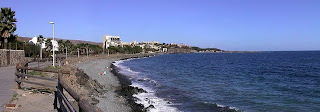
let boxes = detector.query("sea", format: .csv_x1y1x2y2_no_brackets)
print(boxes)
113,51,320,112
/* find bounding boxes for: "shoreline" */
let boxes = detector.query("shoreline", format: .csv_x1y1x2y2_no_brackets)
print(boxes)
72,53,239,112
73,53,160,112
108,54,240,112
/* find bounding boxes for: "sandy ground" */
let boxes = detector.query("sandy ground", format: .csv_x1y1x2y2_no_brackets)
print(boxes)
77,58,132,112
4,89,56,112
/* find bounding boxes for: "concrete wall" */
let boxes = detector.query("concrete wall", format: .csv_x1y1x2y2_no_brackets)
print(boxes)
0,49,25,67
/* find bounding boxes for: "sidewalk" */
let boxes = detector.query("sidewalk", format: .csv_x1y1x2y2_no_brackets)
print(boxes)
0,62,51,111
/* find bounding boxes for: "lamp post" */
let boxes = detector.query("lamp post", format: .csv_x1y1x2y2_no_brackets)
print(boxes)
49,21,55,67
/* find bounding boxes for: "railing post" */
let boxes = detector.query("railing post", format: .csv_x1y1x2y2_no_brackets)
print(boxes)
53,91,58,109
15,67,22,89
79,103,84,112
37,58,40,68
57,71,67,111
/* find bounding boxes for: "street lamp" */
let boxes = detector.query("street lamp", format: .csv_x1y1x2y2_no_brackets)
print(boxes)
49,21,55,67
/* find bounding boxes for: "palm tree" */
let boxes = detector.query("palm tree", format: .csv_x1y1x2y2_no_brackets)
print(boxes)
57,39,65,53
44,38,52,58
38,35,44,59
0,7,17,49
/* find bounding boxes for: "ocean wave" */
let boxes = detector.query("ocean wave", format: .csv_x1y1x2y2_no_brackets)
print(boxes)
199,101,240,112
114,59,179,112
132,83,179,112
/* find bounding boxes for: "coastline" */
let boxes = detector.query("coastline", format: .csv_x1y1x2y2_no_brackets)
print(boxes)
70,53,160,112
70,53,239,112
110,55,239,112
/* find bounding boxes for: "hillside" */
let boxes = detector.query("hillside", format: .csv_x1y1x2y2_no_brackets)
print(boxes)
18,37,103,46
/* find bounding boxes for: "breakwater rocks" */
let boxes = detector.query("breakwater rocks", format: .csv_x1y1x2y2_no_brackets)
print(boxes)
109,54,161,112
111,64,152,112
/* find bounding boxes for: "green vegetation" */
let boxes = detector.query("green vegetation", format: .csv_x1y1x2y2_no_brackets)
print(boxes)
191,46,222,52
24,44,41,57
28,71,43,76
0,7,17,49
145,48,157,52
74,42,103,54
44,65,60,70
10,92,18,102
107,45,143,54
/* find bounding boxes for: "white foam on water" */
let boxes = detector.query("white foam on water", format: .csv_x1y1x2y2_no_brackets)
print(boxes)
131,82,179,112
114,59,179,112
114,60,140,78
215,103,240,111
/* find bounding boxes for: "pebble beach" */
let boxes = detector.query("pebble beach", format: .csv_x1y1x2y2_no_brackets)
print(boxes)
73,53,159,112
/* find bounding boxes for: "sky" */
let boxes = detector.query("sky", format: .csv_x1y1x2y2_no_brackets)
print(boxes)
0,0,319,51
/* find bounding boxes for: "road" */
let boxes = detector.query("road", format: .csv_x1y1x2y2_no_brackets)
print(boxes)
0,62,51,111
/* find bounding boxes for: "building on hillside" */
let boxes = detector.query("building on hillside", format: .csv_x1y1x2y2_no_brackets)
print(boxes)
29,36,38,44
162,48,168,52
121,42,131,46
142,41,159,45
121,41,140,46
132,41,139,45
103,35,121,48
51,40,59,51
29,36,57,51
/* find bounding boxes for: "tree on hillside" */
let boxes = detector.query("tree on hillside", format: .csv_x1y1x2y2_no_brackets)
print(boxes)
37,35,44,44
0,7,17,49
57,39,65,53
132,46,143,53
45,38,52,51
37,35,44,59
64,40,73,54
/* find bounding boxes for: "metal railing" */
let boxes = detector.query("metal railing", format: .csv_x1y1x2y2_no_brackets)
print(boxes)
15,61,101,112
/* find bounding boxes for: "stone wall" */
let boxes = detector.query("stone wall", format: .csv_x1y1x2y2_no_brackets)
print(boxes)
9,50,25,66
0,49,25,67
0,50,7,67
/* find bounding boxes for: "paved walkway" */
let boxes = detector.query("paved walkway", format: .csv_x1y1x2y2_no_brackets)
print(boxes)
0,62,51,111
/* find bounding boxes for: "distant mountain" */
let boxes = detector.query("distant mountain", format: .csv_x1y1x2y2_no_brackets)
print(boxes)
18,37,102,46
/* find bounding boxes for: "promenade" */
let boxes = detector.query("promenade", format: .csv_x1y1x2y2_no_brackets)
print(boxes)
0,62,50,111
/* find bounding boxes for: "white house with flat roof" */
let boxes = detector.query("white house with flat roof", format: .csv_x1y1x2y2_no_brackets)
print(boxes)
103,35,121,48
29,36,58,51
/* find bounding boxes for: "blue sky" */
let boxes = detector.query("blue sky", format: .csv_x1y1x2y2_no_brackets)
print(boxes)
1,0,319,51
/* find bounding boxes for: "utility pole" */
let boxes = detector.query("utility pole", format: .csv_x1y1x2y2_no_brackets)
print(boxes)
86,47,88,57
65,47,67,59
40,47,42,60
107,49,109,56
77,48,79,57
103,47,105,54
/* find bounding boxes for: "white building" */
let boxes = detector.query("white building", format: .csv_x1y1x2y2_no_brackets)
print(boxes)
51,40,59,51
29,36,58,51
29,36,38,44
162,48,168,52
121,41,140,46
121,42,131,46
103,35,121,48
142,41,159,45
132,41,138,45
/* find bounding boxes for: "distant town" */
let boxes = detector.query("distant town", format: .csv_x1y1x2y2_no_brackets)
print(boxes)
24,34,224,56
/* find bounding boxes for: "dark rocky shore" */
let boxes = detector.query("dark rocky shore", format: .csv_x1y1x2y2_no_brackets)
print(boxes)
111,57,159,112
